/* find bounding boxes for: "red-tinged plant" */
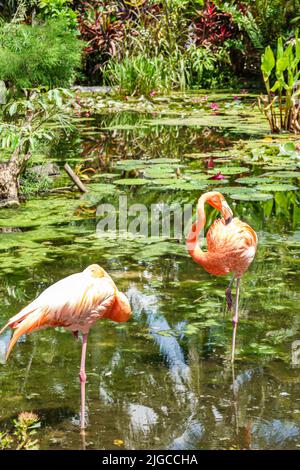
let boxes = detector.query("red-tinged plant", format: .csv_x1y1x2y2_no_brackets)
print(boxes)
77,1,125,75
76,1,160,80
192,1,234,47
117,0,160,22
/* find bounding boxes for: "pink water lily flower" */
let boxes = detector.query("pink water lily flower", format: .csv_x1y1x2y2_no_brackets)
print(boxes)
210,102,219,111
207,157,214,169
210,171,225,180
150,90,157,97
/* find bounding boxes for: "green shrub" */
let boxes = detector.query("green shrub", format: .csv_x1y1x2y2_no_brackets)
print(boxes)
38,0,78,29
20,171,52,198
0,18,84,89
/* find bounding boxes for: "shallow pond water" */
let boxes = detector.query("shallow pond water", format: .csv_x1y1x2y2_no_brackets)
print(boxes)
0,93,300,450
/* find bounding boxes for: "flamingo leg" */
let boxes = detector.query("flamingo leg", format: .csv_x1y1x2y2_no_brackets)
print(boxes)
226,275,235,311
79,333,88,430
231,278,240,363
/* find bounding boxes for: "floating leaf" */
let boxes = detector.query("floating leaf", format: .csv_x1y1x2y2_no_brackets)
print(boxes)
206,179,229,185
230,192,274,201
183,173,211,181
213,186,256,195
166,181,208,191
255,183,298,192
262,171,300,178
114,178,150,186
235,176,274,185
279,142,296,154
144,167,176,178
115,160,148,171
150,178,179,185
87,183,115,193
147,158,180,164
208,166,249,175
94,173,119,179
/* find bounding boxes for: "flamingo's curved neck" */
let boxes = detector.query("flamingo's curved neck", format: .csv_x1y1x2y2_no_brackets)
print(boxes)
186,195,208,266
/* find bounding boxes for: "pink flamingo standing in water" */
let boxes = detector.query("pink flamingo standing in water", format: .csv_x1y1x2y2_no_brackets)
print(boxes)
186,191,257,362
0,264,131,429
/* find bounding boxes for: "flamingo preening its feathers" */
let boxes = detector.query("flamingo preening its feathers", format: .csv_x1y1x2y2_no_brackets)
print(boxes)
186,191,258,362
0,264,131,429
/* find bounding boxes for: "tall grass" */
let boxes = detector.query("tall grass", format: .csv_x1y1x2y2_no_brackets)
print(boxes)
103,45,235,96
103,54,173,96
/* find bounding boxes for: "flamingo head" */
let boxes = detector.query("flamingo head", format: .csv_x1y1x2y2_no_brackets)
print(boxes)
204,191,233,224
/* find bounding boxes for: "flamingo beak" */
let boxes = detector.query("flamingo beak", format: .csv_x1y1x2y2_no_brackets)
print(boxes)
221,200,233,225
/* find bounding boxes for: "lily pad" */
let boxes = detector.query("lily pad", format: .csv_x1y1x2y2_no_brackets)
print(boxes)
144,167,176,178
230,192,274,201
166,181,209,191
114,178,150,186
208,166,249,175
206,179,229,185
262,171,300,178
255,183,299,192
235,176,274,185
150,178,179,185
115,160,148,171
212,186,256,195
87,183,116,193
183,173,211,181
279,142,297,155
94,173,119,179
147,158,181,164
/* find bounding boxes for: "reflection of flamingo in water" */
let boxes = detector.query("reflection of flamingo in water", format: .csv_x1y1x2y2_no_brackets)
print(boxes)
186,192,258,361
0,265,131,430
127,287,204,449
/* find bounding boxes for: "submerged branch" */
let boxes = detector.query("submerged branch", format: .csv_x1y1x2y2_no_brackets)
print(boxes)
64,164,88,193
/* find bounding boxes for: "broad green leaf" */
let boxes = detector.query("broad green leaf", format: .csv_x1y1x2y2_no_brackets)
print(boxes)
261,46,275,77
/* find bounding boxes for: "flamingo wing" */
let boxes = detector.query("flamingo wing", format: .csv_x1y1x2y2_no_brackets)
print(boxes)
206,217,257,276
207,218,257,252
1,272,117,359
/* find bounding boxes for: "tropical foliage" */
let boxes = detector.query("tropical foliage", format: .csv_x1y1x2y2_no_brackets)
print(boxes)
0,18,83,89
0,1,299,93
259,32,300,133
0,88,73,205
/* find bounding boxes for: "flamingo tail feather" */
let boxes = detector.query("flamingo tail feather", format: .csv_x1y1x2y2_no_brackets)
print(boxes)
5,308,48,360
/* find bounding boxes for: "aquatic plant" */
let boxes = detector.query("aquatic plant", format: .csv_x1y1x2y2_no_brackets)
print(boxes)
259,32,300,133
0,412,40,450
